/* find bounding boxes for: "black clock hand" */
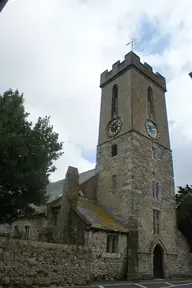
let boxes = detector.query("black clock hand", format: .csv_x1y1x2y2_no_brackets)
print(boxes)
113,122,119,129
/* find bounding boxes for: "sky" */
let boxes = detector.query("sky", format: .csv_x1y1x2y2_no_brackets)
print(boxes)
0,0,192,188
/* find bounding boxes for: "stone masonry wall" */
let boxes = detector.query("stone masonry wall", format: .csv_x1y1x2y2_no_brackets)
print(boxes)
131,131,178,278
91,231,127,281
131,68,170,149
131,132,177,254
96,133,133,225
67,208,87,245
136,229,192,279
165,230,192,278
10,216,48,241
0,236,92,287
174,230,192,277
97,68,132,146
80,174,98,201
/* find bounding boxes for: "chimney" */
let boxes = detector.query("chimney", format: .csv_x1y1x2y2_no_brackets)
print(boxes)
64,166,79,206
55,166,79,243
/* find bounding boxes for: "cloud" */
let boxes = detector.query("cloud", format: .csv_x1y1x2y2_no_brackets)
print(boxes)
134,17,171,56
0,0,192,187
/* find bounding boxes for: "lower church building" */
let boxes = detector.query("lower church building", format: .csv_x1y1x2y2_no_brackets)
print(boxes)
11,51,192,280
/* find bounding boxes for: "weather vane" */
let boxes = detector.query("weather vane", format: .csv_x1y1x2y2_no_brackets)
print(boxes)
126,38,136,52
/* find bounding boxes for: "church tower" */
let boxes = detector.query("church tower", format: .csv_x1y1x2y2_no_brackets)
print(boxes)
96,51,177,278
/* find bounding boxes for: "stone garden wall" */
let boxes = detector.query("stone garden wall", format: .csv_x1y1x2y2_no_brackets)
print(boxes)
10,216,48,241
0,236,92,287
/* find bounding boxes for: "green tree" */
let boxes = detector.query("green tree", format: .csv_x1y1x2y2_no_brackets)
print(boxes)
176,185,192,252
0,89,63,223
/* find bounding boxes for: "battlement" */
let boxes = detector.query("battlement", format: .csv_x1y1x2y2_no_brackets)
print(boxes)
100,51,166,91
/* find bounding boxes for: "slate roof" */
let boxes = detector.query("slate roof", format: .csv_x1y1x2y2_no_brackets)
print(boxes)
49,196,62,208
76,198,127,233
29,203,47,215
46,168,95,201
46,179,64,201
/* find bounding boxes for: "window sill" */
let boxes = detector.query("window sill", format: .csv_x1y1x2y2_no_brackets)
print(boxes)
103,253,120,259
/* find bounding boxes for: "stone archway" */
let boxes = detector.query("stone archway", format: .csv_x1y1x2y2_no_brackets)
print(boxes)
153,244,164,278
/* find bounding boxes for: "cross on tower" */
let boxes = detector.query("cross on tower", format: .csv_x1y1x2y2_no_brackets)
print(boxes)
126,38,136,51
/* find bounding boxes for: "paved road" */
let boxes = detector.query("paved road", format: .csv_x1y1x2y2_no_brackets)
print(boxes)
83,279,192,288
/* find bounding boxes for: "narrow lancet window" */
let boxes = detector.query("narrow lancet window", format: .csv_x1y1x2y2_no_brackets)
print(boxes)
111,85,118,119
148,87,154,118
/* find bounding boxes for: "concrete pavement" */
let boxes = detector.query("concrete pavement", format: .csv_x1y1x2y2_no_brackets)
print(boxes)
73,279,192,288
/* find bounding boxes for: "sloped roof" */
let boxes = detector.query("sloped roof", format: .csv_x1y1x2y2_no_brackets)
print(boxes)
76,198,127,233
49,196,62,208
46,168,95,201
30,203,47,215
46,179,64,201
79,169,96,184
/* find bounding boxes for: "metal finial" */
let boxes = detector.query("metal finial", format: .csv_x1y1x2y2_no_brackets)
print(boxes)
126,38,136,51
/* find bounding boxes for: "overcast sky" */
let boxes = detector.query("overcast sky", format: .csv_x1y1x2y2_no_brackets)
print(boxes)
0,0,192,188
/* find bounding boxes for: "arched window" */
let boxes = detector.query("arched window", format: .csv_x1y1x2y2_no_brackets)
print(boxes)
148,87,154,118
111,85,118,119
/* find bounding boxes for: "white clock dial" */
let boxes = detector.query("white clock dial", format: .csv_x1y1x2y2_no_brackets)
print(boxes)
146,121,158,139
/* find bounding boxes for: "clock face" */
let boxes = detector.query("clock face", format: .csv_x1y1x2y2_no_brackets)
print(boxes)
146,121,158,139
106,118,122,138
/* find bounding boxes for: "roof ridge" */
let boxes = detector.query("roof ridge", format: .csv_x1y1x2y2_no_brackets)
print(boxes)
48,168,95,186
48,178,65,185
79,168,95,176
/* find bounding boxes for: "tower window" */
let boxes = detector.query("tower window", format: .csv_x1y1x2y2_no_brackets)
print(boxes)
148,87,154,118
152,181,160,200
153,209,160,234
111,144,117,157
111,84,118,119
152,146,157,159
106,235,118,253
112,175,116,189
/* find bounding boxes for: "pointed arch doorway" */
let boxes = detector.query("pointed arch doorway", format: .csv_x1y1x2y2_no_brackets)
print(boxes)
153,244,164,278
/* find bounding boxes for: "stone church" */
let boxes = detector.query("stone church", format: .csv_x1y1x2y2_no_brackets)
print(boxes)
11,51,192,280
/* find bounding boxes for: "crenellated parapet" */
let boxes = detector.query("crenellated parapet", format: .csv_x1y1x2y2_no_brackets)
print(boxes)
100,51,166,91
